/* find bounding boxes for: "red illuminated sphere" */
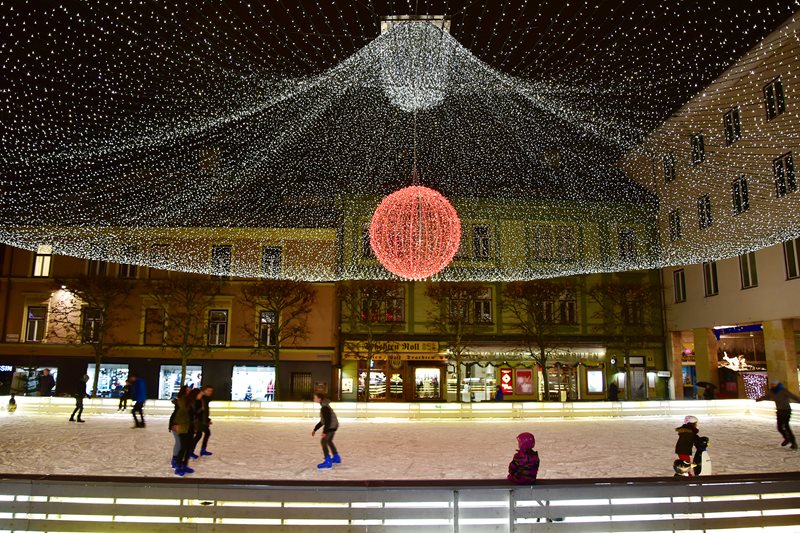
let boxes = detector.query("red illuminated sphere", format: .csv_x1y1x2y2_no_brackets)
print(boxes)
370,185,461,280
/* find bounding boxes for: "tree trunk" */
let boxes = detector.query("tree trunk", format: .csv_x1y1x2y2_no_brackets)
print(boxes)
455,352,462,402
540,357,549,402
91,355,101,398
273,346,281,401
180,354,188,389
365,354,371,403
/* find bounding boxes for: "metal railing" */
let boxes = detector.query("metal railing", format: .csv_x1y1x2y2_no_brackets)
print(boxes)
1,473,799,532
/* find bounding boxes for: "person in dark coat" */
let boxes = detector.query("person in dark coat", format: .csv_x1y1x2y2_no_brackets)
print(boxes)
169,386,190,469
117,379,131,411
495,385,504,401
757,381,800,450
312,393,340,469
702,383,717,400
608,382,620,401
675,415,704,475
69,374,89,423
190,386,214,458
38,368,55,397
130,374,148,428
170,390,196,476
508,432,540,484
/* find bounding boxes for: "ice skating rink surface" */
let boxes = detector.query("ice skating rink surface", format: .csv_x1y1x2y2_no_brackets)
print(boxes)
0,414,796,480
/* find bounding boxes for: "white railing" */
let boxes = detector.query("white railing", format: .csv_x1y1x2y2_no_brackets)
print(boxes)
1,473,799,531
1,396,791,420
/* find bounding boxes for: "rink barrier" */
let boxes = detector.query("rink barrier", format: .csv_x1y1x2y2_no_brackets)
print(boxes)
0,396,791,420
1,472,799,532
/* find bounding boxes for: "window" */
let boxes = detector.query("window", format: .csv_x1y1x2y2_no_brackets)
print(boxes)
784,237,800,279
259,310,276,346
559,291,577,324
663,152,676,183
454,223,470,259
359,288,405,323
143,308,164,345
261,246,282,278
118,262,137,279
723,107,741,145
82,308,102,343
703,261,719,296
87,243,107,276
210,245,232,278
668,209,681,242
764,77,785,121
622,295,644,325
448,288,491,324
208,310,228,346
32,245,52,277
618,228,637,262
474,288,492,323
673,269,686,303
530,224,578,263
472,225,491,260
542,300,555,324
739,252,758,289
697,194,712,229
690,133,705,165
25,306,47,342
361,224,374,258
732,176,749,215
773,152,797,198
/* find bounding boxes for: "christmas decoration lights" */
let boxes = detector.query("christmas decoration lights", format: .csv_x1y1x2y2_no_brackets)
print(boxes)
1,2,798,281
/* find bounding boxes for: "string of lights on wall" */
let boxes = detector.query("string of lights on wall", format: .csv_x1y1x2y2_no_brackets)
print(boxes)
1,1,799,281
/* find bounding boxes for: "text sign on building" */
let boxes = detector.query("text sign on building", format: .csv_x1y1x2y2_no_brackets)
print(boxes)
500,368,513,395
347,340,439,354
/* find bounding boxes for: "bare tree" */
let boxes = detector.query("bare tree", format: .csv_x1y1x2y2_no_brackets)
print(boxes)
144,274,223,386
239,279,317,401
50,274,134,397
425,282,489,402
502,279,573,400
338,280,404,402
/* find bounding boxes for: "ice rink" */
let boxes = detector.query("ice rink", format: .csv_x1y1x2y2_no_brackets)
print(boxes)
0,412,797,480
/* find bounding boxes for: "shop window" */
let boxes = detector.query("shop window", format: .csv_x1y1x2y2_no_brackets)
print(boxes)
784,237,800,280
143,307,164,345
261,246,282,278
673,269,686,303
723,107,741,145
231,365,276,401
82,308,102,343
690,133,704,165
739,252,758,289
16,367,59,396
703,261,719,297
414,367,440,400
359,360,387,401
668,209,681,242
472,225,491,259
773,152,797,198
697,194,712,229
25,306,47,342
32,245,52,277
663,152,676,182
86,363,129,398
259,310,276,346
158,364,202,399
732,176,749,215
618,228,636,262
764,77,785,121
210,244,232,278
207,309,228,346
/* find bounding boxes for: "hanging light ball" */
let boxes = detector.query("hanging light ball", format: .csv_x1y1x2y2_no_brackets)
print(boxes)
370,185,461,280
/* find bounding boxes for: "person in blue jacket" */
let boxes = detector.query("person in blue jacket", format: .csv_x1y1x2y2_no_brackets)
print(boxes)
130,373,148,428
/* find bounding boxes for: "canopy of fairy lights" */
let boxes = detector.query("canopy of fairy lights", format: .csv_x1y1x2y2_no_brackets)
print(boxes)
1,1,799,280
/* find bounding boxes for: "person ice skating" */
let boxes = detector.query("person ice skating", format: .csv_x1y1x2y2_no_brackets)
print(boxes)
130,374,147,428
117,379,131,411
190,386,214,458
312,392,340,469
38,368,55,397
69,374,89,423
675,415,705,476
169,386,190,469
757,381,800,450
702,383,717,400
8,394,16,414
170,388,196,476
507,432,540,485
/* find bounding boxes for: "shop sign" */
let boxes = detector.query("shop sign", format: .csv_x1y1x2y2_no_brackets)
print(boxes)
5,334,18,343
500,368,513,395
657,370,671,378
346,340,439,354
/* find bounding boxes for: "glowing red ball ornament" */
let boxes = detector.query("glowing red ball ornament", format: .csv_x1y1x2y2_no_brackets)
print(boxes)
370,185,461,280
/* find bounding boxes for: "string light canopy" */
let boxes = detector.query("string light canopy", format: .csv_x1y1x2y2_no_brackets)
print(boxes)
1,1,799,280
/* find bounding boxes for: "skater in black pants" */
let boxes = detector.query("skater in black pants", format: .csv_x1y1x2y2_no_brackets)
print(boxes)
312,392,340,469
170,391,196,476
69,374,89,423
130,374,147,428
191,386,214,458
118,379,131,411
757,381,800,450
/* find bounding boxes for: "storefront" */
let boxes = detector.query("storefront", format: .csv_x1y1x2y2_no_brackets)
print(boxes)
85,363,128,398
715,324,767,399
231,365,276,401
158,364,203,399
4,366,59,396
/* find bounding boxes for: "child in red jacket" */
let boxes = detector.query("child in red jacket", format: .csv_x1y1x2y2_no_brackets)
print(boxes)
508,432,540,484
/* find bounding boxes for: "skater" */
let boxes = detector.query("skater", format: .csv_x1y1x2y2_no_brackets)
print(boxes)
190,386,214,458
702,383,717,400
311,392,340,469
8,394,16,414
169,388,196,476
38,368,55,397
169,386,190,469
117,378,131,411
507,432,540,485
69,374,89,423
130,373,147,428
674,415,704,476
757,381,800,450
